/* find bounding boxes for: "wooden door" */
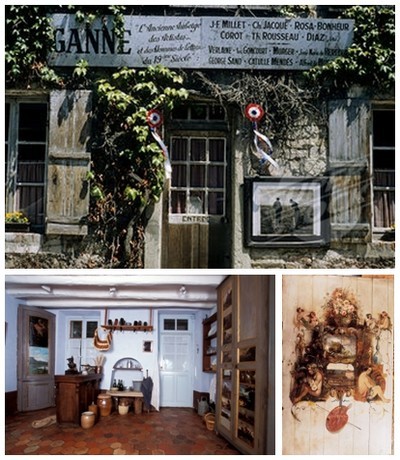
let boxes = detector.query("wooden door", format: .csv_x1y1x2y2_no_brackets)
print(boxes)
17,306,56,411
159,314,194,407
162,132,231,268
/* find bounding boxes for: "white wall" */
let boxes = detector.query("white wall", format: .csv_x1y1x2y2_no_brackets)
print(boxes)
5,299,216,406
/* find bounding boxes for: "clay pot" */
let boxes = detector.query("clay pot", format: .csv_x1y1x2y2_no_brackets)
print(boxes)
118,404,129,415
97,394,112,416
81,411,95,429
88,402,98,421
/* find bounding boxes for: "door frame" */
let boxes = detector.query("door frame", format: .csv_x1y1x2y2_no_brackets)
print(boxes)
17,305,56,411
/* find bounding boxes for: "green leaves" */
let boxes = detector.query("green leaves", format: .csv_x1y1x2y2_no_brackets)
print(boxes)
305,5,394,93
90,64,188,265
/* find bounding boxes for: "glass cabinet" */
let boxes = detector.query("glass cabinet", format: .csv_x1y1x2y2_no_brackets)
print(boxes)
215,275,274,455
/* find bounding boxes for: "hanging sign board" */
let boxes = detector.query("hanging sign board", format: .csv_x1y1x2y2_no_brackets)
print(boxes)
49,14,354,70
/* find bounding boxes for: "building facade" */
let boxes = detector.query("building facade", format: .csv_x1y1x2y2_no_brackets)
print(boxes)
5,6,395,268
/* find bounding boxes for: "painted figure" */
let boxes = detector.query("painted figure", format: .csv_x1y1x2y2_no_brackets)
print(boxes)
291,363,324,404
272,197,282,226
357,367,390,403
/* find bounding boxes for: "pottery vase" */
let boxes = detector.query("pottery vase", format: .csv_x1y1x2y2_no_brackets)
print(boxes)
97,394,112,416
81,411,95,429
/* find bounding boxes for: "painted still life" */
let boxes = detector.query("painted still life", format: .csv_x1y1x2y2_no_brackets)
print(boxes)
282,276,394,455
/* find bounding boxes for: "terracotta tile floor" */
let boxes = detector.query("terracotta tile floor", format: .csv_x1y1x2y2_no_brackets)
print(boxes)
5,407,240,455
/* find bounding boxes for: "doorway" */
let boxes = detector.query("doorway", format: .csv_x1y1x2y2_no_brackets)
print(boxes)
159,314,194,407
162,103,231,268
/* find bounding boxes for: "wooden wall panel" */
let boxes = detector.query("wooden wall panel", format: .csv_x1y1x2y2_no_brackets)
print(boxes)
282,275,394,455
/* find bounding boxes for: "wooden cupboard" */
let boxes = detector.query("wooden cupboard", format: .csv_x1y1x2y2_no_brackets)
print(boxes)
215,275,275,455
55,374,101,424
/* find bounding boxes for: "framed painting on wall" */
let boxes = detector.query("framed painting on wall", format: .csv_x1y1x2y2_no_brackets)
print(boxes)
243,177,330,247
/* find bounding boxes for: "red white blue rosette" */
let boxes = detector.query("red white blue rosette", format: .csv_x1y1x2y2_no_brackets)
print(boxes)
244,103,278,168
146,109,171,178
146,109,163,128
245,103,265,122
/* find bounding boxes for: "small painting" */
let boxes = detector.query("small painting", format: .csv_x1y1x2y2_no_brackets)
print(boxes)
143,340,153,352
29,315,49,347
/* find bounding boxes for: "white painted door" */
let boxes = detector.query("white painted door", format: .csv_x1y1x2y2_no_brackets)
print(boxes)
159,315,194,407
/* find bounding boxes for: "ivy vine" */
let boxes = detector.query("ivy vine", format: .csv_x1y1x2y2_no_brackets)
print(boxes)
306,6,395,93
90,66,188,267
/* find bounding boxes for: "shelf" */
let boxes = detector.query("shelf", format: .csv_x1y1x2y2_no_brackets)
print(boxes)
205,332,217,341
101,325,153,332
202,311,217,372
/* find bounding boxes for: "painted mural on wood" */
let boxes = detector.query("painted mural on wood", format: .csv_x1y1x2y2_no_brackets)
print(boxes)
282,276,394,455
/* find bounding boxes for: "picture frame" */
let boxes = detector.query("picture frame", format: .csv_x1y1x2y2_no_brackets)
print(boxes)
143,340,153,352
244,177,330,247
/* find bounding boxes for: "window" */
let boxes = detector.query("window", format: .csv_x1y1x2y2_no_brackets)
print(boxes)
162,318,189,331
372,108,395,229
66,318,99,371
169,104,227,221
5,99,48,230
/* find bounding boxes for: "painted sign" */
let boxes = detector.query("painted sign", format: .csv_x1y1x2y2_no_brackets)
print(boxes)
49,15,354,70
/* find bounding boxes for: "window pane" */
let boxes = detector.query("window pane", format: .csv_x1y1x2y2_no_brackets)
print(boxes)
373,110,394,147
373,149,395,170
171,190,186,213
19,103,47,142
171,164,187,187
209,105,226,121
177,319,189,331
209,139,225,162
208,165,224,188
171,138,188,161
191,105,207,120
188,191,205,213
86,321,98,338
171,106,189,120
18,144,46,162
18,185,44,225
208,191,224,215
191,139,206,161
70,321,82,338
190,165,205,187
164,319,175,330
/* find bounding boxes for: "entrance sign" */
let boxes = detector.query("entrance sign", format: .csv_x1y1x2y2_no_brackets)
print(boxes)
49,15,354,70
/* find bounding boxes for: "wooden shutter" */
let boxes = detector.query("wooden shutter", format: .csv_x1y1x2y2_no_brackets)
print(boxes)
46,90,92,235
328,99,369,164
328,99,371,240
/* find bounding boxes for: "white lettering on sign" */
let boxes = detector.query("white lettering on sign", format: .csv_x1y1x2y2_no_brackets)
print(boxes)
168,214,211,224
49,15,354,70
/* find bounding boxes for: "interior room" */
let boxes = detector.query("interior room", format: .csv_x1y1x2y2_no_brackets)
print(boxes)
4,273,275,455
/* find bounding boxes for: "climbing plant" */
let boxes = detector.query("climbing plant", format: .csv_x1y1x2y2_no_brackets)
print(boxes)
306,5,395,93
90,66,188,267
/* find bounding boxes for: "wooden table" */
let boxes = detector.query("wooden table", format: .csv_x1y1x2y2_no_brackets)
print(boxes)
55,374,102,425
106,390,144,412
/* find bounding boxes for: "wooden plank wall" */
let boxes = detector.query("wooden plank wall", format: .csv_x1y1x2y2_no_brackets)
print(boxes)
282,275,394,455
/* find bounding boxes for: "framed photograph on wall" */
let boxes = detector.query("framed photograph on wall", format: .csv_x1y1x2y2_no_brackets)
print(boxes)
244,177,330,247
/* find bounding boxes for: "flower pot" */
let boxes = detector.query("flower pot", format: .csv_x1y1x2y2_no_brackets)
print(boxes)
5,222,30,233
